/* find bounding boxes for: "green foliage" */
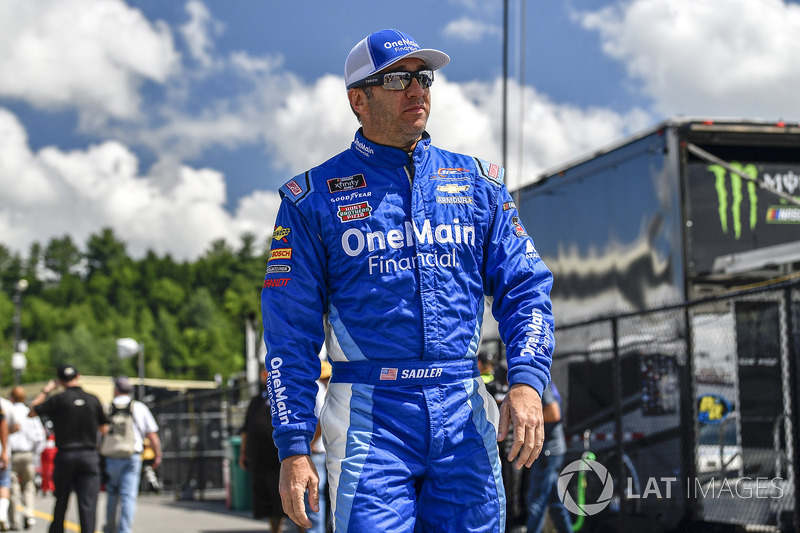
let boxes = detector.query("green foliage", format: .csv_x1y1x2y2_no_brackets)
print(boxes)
0,227,268,386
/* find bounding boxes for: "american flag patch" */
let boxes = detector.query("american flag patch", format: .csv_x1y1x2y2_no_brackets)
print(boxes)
379,368,398,381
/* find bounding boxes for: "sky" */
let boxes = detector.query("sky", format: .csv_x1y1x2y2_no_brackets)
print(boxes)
2,0,800,261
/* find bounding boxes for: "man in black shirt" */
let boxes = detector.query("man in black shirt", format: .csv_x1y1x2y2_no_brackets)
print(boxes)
30,364,107,533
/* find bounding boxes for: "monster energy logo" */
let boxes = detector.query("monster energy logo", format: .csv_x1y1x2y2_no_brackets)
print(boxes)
709,163,758,240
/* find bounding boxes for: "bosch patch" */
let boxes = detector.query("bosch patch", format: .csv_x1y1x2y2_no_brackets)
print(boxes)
269,248,292,261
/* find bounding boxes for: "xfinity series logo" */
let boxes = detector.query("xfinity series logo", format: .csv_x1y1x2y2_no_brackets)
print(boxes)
328,174,366,194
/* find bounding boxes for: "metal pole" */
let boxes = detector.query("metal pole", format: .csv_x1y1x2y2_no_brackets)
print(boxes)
502,0,508,169
139,343,145,401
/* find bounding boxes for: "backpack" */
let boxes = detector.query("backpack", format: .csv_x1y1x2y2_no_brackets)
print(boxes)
100,401,137,458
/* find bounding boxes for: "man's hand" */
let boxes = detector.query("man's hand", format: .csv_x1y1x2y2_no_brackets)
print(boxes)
497,384,544,469
279,454,319,529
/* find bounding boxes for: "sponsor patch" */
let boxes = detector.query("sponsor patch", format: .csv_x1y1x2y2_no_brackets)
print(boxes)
526,240,540,261
266,265,291,274
338,201,372,222
489,164,500,179
436,196,473,204
273,226,291,242
436,167,470,179
512,217,527,237
263,278,291,288
767,206,800,223
503,201,516,211
269,248,292,261
436,183,470,194
286,180,303,196
379,368,398,381
328,174,366,194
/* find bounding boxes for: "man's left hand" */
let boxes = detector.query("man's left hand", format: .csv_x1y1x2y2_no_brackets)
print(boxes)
497,384,544,469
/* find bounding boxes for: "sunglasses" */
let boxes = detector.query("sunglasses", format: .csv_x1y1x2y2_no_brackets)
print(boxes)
351,69,434,91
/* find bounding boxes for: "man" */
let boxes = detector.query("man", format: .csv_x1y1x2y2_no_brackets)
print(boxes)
238,365,286,533
525,382,572,533
102,376,161,533
30,364,108,533
8,386,46,530
261,28,554,532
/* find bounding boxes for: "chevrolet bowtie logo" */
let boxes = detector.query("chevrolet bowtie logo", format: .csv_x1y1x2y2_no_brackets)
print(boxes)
436,184,470,194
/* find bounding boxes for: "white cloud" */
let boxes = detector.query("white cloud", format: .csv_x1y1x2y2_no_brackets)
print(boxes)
443,17,502,42
0,0,179,124
576,0,800,119
180,0,224,69
0,107,279,260
431,77,651,189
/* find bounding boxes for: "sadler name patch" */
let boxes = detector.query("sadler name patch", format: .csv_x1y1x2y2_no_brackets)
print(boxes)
338,202,372,222
328,174,366,194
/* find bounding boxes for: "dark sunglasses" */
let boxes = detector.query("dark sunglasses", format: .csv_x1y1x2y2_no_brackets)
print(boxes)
351,69,434,91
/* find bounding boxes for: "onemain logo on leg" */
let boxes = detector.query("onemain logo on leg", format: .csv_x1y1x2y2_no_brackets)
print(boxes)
557,458,788,517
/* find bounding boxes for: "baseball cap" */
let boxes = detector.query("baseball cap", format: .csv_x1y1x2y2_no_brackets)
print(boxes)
345,29,450,89
114,375,133,394
57,364,78,381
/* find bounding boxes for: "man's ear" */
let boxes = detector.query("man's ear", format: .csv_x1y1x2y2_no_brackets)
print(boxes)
348,88,368,117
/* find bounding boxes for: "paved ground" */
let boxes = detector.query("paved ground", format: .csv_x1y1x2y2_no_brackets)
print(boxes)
24,489,296,533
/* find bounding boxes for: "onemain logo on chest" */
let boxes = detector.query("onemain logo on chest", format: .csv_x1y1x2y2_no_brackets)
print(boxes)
342,218,475,275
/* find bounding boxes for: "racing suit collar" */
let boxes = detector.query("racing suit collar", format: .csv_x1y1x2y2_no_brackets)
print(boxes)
351,129,431,168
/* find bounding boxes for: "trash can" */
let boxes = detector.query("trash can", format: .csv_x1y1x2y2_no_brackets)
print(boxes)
225,436,252,511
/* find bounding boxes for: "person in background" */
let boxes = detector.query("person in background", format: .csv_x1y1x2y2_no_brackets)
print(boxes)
239,365,286,533
525,382,572,533
30,364,108,533
0,391,18,531
304,360,331,533
8,386,46,530
103,376,162,533
261,28,554,532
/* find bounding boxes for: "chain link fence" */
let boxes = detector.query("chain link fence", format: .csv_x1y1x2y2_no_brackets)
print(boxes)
553,278,800,531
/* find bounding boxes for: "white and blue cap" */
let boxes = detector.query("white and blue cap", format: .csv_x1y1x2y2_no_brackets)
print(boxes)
345,29,450,89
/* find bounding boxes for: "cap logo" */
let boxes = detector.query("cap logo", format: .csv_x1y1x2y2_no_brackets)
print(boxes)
383,37,419,52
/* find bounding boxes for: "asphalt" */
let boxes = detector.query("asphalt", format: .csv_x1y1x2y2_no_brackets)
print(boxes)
24,489,295,533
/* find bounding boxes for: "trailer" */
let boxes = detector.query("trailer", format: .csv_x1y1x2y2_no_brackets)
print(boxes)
499,118,800,531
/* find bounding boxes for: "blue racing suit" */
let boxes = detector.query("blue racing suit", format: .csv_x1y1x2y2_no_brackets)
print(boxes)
262,130,554,532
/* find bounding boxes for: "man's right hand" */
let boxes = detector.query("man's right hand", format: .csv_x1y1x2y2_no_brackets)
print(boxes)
279,454,319,529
